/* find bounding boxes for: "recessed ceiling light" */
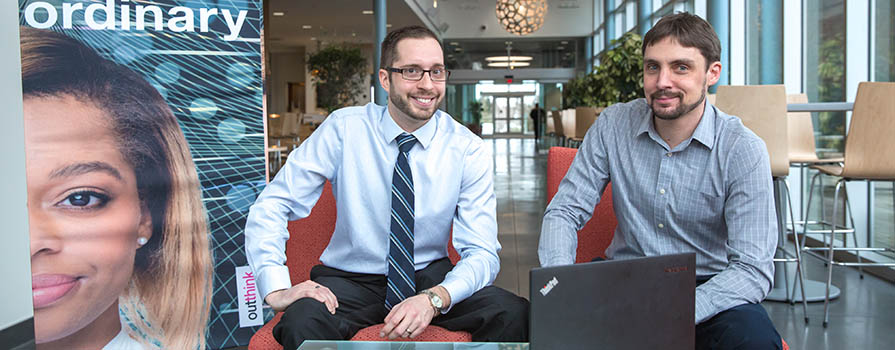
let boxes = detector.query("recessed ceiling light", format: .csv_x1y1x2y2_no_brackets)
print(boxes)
310,37,317,41
386,23,393,28
561,41,569,45
485,56,533,61
557,46,565,50
449,42,459,46
487,62,531,68
302,25,312,29
272,11,284,16
362,10,374,15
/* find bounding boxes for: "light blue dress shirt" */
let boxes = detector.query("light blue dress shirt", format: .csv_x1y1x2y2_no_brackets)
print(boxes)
539,98,777,324
246,102,500,309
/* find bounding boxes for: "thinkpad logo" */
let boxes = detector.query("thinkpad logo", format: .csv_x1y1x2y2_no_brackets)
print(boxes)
539,277,559,296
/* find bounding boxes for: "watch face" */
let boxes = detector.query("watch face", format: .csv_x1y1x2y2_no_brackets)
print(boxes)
429,292,443,308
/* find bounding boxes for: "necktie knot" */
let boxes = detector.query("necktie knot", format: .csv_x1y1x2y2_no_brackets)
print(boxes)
396,133,417,153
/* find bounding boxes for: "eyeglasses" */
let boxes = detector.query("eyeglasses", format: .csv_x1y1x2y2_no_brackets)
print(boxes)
386,67,450,82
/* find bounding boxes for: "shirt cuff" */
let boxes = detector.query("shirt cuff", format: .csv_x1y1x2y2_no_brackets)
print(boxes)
694,288,712,324
543,255,575,267
256,265,293,302
439,275,474,314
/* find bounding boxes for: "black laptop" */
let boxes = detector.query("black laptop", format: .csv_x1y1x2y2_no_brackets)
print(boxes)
529,253,696,350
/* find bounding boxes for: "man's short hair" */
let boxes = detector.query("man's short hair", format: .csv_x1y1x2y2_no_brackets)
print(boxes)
642,12,721,68
380,25,441,69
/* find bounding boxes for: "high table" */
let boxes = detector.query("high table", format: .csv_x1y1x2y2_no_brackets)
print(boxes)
297,341,529,350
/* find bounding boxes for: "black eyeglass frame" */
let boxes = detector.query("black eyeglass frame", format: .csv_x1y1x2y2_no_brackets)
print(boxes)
385,67,451,82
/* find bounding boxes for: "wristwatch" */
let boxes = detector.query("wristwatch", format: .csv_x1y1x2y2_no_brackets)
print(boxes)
420,289,445,313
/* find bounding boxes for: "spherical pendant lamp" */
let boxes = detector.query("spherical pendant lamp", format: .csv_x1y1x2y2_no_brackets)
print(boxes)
495,0,548,36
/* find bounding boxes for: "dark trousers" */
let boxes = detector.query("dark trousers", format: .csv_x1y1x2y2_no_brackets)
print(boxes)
695,277,782,350
532,118,541,140
273,258,530,349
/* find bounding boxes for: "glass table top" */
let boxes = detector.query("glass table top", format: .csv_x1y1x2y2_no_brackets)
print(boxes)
297,341,529,350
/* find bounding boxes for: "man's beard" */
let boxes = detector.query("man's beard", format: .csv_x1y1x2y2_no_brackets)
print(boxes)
650,88,706,121
389,87,441,121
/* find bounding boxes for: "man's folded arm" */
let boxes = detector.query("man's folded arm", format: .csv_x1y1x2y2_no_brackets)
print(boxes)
695,137,777,323
539,119,611,267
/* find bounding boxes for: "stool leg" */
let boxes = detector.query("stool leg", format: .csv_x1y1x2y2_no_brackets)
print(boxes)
823,179,846,328
774,179,791,303
842,183,864,279
784,180,809,323
819,173,831,263
802,172,822,252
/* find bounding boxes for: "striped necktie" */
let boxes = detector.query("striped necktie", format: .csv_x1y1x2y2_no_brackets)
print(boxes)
386,133,418,310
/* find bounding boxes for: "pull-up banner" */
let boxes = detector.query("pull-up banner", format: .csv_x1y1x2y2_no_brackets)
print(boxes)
19,1,265,348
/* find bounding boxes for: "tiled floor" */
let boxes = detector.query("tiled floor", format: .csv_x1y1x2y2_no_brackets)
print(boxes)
487,137,895,350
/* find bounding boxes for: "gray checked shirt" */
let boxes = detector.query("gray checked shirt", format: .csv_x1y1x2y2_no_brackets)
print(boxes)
539,98,777,324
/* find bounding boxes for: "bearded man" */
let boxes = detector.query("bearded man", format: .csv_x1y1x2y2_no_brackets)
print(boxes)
538,13,783,350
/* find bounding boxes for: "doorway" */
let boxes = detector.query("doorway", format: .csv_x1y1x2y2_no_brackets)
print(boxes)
482,93,536,136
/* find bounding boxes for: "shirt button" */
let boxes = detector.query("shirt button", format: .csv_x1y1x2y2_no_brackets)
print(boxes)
658,223,664,228
666,152,672,157
659,188,666,195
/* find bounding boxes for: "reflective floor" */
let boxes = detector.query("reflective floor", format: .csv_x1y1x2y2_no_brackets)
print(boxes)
488,137,895,350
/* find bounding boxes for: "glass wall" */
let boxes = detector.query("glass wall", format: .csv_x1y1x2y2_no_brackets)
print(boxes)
872,0,894,254
746,0,782,84
874,0,894,83
804,0,846,157
650,0,692,26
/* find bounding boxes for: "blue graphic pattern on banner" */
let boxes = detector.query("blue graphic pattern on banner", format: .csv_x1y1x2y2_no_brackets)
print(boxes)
20,1,269,348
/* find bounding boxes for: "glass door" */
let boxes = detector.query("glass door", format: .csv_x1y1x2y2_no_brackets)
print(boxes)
493,96,528,135
494,96,509,134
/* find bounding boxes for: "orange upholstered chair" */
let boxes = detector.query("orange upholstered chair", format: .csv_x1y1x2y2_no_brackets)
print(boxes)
546,147,616,262
546,147,790,350
248,182,469,350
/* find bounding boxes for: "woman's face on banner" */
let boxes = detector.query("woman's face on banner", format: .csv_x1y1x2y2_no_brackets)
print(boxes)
25,95,152,343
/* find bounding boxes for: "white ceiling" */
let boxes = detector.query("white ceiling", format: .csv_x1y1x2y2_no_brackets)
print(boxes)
265,0,426,52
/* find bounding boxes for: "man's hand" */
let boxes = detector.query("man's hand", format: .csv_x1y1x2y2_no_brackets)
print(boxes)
264,280,339,314
379,294,436,339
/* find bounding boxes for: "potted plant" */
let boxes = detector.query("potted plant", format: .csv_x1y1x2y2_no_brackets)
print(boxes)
563,32,644,109
466,100,483,136
307,45,368,113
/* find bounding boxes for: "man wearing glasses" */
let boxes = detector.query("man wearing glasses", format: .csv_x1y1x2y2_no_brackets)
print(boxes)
246,25,529,349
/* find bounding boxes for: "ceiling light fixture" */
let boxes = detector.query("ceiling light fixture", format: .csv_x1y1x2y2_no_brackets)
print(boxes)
302,25,312,29
495,0,548,36
362,10,374,15
485,55,533,61
486,42,533,69
487,62,531,68
272,11,285,16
